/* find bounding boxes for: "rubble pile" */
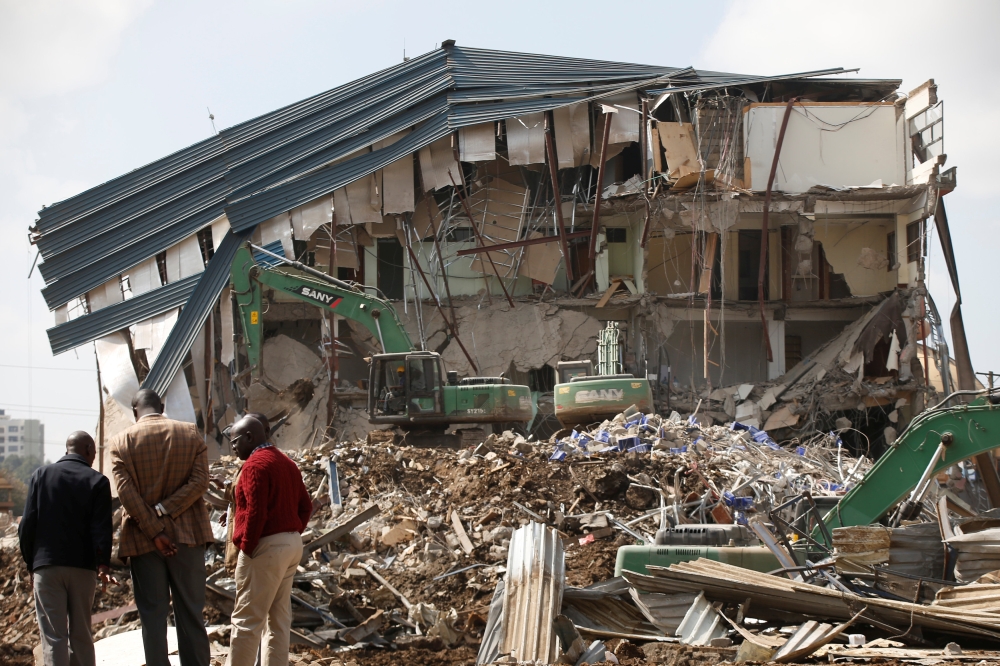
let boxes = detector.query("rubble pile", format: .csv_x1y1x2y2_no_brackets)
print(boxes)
549,407,868,526
4,404,1000,665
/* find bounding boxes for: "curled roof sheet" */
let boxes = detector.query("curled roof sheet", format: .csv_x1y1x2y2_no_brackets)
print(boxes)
34,43,881,386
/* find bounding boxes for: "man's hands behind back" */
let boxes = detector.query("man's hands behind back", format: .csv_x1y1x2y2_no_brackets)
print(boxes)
153,532,178,557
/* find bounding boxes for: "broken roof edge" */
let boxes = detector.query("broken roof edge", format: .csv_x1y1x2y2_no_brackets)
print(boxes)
46,273,201,356
32,48,450,233
141,227,253,396
225,94,589,233
649,67,857,110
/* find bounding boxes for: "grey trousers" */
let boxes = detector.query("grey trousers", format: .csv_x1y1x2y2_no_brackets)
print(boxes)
130,545,209,666
33,565,97,666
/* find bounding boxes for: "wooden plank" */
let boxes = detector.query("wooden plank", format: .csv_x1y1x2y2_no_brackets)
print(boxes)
596,279,622,308
650,124,663,174
290,628,326,647
301,504,380,563
698,233,718,294
343,609,385,644
451,509,475,555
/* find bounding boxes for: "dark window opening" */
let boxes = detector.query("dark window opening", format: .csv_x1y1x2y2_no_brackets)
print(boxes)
155,251,169,285
528,365,555,393
444,227,475,243
738,230,768,301
906,221,923,264
829,272,852,299
864,337,893,378
886,231,897,271
620,143,643,181
568,239,595,294
785,335,803,370
606,227,627,243
292,239,314,266
337,267,357,282
377,238,404,300
134,348,150,384
196,228,215,264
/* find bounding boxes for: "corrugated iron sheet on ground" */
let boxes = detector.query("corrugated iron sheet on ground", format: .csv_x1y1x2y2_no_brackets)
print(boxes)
500,522,565,664
623,558,1000,642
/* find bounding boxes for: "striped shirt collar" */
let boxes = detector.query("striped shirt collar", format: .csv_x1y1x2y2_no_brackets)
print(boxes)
249,442,275,458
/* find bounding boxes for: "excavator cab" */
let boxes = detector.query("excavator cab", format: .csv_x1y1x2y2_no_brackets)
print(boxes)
369,352,445,424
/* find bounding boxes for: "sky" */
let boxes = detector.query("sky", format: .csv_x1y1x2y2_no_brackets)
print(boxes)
0,0,996,461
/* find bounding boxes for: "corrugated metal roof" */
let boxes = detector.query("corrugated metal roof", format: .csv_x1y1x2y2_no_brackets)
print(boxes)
225,111,450,231
46,273,201,355
33,43,874,373
141,228,252,396
41,200,225,308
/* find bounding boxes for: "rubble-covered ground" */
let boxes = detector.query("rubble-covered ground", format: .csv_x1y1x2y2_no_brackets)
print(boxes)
0,406,873,665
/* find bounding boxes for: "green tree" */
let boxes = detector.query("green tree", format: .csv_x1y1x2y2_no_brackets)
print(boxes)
0,470,28,517
1,454,45,486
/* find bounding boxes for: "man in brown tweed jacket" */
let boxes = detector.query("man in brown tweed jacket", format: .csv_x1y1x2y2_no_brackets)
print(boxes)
110,389,211,666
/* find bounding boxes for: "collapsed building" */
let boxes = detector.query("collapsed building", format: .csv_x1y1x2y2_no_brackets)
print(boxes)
30,42,966,466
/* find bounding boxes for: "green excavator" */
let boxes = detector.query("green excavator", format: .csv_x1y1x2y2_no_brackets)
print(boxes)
553,320,653,428
616,390,1000,576
230,243,532,443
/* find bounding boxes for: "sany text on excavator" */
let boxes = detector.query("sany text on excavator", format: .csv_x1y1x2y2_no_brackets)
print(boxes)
230,243,533,444
553,320,654,428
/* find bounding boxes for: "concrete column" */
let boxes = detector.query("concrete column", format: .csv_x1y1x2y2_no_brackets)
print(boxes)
595,233,609,292
364,243,378,289
767,319,786,380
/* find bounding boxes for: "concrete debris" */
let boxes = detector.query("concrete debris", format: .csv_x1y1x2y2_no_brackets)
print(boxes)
7,394,1000,665
17,31,997,666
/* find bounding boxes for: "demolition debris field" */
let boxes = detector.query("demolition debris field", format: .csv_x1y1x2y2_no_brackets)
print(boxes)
7,405,1000,665
0,408,877,665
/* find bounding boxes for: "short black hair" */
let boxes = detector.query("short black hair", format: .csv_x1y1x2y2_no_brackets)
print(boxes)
132,389,163,411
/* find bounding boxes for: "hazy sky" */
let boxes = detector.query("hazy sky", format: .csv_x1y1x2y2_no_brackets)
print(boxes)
1,0,996,461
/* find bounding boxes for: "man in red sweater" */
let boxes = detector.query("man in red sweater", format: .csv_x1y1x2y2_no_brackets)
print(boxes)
225,415,312,666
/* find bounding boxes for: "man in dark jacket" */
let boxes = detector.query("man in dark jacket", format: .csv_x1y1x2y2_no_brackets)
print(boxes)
19,431,114,666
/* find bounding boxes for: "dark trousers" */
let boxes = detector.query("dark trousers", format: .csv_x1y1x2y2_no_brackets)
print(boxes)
130,545,209,666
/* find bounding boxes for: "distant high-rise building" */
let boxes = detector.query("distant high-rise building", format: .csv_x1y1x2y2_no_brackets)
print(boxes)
0,409,44,462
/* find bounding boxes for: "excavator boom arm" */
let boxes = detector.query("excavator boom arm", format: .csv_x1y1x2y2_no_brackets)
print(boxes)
230,245,413,375
820,397,1000,542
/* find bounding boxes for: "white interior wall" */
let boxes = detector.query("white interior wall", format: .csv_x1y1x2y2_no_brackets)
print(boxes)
744,103,905,193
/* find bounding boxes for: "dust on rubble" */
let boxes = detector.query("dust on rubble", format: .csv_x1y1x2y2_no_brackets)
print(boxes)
1,405,876,664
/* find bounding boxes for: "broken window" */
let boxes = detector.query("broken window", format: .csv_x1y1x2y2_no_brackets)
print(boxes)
909,102,944,165
292,239,314,266
619,142,643,182
444,227,475,243
376,238,404,300
785,335,803,369
606,228,627,243
196,227,215,264
738,230,767,301
155,251,169,285
528,365,555,393
906,220,924,264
